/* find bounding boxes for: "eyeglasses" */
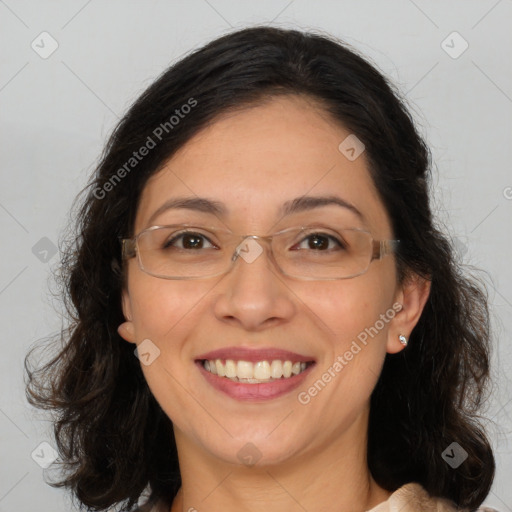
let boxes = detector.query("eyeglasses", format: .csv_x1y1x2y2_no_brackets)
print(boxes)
121,224,400,281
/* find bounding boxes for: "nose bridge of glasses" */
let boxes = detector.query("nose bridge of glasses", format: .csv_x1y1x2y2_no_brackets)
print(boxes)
231,233,275,265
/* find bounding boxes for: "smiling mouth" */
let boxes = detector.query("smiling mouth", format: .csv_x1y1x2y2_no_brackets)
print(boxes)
197,359,315,383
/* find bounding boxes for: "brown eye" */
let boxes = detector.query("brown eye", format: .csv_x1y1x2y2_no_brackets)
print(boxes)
164,232,214,250
294,233,344,251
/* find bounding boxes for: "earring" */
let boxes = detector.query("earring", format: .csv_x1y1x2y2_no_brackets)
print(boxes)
399,334,408,347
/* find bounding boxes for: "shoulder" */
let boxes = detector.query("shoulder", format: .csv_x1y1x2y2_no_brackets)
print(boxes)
367,482,501,512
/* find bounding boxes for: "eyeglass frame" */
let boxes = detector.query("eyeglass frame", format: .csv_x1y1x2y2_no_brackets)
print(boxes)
120,223,400,281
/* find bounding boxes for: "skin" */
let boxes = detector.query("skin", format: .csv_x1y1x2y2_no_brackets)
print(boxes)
118,95,431,512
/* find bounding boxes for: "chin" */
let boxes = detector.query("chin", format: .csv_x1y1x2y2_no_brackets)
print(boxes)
209,428,307,467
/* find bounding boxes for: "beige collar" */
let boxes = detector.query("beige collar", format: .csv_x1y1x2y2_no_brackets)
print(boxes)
367,482,496,512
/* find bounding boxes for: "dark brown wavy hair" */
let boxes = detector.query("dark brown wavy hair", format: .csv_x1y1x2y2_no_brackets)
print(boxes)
25,26,495,512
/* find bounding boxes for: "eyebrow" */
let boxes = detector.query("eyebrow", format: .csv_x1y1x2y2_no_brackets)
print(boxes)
146,194,364,227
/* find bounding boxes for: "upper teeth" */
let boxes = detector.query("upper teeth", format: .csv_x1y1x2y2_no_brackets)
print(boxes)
203,359,308,382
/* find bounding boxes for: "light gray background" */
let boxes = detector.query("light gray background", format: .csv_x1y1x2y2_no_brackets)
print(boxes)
1,1,511,511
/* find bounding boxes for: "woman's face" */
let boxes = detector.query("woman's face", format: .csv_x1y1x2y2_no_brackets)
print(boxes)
119,95,424,466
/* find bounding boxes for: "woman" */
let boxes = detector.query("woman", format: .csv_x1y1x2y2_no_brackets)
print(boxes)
25,26,499,512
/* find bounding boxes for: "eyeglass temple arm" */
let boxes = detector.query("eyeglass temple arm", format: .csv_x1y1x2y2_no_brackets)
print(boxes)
121,238,136,260
372,239,400,260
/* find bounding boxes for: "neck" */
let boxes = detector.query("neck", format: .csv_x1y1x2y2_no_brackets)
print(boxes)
169,407,391,512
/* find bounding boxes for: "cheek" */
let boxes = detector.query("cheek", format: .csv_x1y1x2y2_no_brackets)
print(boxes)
308,273,395,341
127,276,217,400
302,270,397,400
127,278,206,421
129,276,204,339
298,278,395,414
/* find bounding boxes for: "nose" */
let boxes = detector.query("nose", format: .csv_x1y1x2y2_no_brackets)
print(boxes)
212,236,296,331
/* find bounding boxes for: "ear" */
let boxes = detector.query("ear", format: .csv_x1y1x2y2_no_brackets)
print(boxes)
118,289,137,345
386,272,431,354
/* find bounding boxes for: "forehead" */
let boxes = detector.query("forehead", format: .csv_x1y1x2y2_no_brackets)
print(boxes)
135,95,391,235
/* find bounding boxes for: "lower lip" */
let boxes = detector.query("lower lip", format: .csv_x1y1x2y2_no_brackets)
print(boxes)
195,361,315,401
